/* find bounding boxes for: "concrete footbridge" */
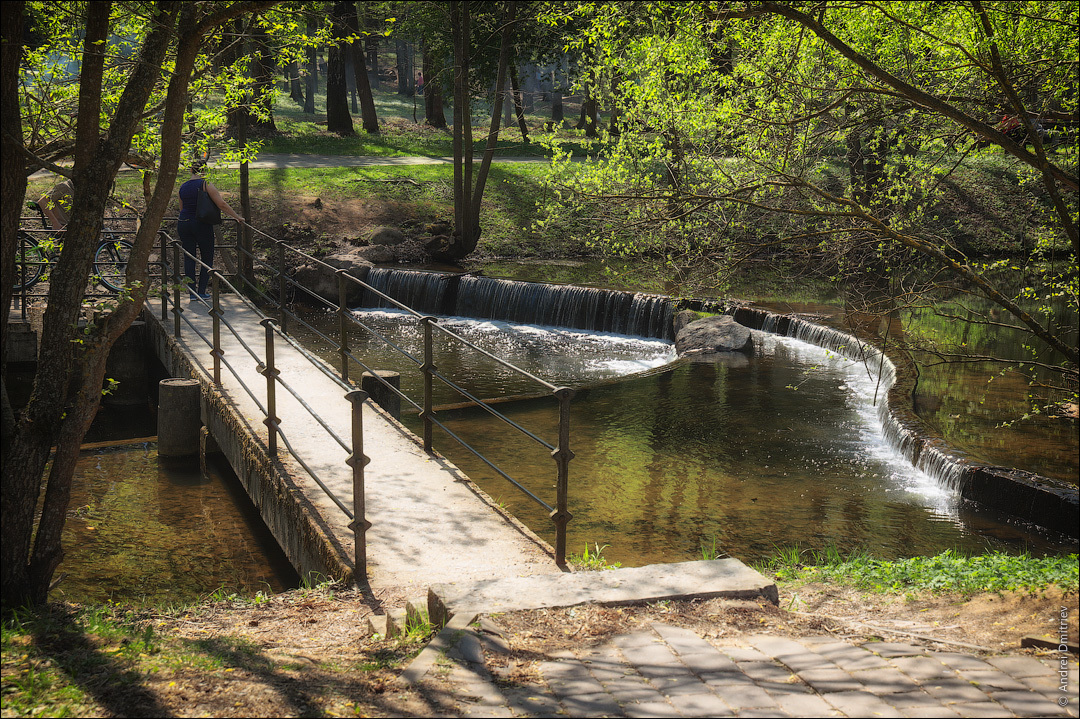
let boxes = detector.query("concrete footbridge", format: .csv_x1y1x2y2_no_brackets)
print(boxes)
147,289,563,595
138,231,777,623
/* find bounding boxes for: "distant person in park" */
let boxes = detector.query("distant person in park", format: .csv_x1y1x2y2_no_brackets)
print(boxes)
37,178,73,230
416,71,424,95
176,159,242,300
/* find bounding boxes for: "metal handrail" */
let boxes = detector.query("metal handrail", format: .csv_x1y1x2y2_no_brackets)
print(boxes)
238,223,576,566
161,234,371,580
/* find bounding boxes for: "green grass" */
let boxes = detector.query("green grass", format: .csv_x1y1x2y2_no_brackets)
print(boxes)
246,85,610,159
757,546,1080,594
568,543,623,571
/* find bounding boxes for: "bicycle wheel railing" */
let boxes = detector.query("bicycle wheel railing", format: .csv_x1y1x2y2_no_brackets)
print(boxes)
231,224,576,567
13,220,167,320
161,234,373,580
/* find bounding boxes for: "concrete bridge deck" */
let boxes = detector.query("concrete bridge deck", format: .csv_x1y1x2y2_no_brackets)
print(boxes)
146,293,560,594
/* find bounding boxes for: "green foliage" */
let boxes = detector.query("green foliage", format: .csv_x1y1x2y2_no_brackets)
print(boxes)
759,546,1080,594
568,542,623,571
700,535,726,561
533,0,1077,398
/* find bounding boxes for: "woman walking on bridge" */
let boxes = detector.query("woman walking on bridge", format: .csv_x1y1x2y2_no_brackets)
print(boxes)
177,160,243,300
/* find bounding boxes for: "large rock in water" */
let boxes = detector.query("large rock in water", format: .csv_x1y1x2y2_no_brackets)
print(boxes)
292,250,373,305
675,315,753,356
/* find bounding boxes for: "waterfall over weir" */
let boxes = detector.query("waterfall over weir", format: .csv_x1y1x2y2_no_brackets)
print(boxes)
354,268,1076,538
730,306,1077,538
361,269,676,340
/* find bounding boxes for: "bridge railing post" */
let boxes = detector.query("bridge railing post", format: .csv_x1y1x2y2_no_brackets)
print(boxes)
346,390,372,585
276,240,287,334
171,240,183,338
420,316,437,453
260,318,280,456
210,272,222,386
337,270,350,384
550,386,575,568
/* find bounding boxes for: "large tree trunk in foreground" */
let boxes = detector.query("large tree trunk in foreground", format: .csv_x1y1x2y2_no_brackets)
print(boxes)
1,0,276,609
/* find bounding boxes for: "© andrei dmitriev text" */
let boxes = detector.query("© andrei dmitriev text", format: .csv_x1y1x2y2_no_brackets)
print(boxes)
1060,605,1074,708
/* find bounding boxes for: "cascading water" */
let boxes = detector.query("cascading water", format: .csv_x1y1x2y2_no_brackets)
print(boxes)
359,269,674,339
353,270,1075,537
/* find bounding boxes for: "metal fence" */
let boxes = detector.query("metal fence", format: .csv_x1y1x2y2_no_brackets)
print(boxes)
158,223,575,569
227,225,576,567
13,216,576,571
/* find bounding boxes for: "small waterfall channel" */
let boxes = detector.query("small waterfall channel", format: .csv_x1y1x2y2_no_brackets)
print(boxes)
354,267,1078,540
363,268,675,340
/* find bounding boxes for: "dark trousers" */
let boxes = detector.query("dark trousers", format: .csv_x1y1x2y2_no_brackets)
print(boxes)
177,219,215,295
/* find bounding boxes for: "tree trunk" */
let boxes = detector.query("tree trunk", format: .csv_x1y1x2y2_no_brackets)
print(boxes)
0,1,27,553
251,23,276,131
578,89,598,137
550,63,564,126
608,72,620,136
422,42,445,128
286,60,304,106
364,36,379,90
304,17,317,114
444,0,516,261
3,0,171,607
1,1,26,380
2,0,275,609
346,44,359,113
326,3,355,136
451,0,474,257
509,63,528,142
396,39,412,95
345,1,379,134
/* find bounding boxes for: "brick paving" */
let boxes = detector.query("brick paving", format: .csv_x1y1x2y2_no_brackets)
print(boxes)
407,621,1079,717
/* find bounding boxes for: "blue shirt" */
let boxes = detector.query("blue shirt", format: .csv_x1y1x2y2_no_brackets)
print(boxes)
178,178,205,221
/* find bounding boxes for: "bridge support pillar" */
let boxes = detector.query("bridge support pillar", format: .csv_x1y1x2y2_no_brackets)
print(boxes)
104,320,148,407
158,378,201,457
362,370,401,420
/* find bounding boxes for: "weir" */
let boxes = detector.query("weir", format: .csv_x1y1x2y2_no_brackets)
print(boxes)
357,268,1078,539
362,268,676,340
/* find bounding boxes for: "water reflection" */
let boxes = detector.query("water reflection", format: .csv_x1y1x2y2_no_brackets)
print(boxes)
292,308,1076,567
55,443,298,605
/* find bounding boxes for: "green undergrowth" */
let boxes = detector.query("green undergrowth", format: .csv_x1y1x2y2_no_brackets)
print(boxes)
1,584,429,718
568,542,623,571
757,546,1080,595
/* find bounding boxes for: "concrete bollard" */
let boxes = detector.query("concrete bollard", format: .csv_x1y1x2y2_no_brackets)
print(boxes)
104,321,148,407
157,378,201,457
361,370,401,419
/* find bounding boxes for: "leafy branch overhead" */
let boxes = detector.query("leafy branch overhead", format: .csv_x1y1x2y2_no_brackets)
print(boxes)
535,0,1077,392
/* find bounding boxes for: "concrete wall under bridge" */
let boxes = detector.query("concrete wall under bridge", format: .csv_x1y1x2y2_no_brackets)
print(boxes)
140,300,560,594
143,306,355,585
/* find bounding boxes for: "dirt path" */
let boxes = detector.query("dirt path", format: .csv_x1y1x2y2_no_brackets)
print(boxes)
76,582,1074,717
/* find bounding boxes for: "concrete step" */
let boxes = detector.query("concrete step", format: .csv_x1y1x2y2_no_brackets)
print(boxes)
428,558,778,620
365,596,430,640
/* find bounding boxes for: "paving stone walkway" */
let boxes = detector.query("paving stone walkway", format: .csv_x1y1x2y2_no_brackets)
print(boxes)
406,618,1078,718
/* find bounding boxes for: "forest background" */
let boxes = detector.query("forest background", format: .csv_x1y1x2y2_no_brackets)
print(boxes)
1,0,1077,610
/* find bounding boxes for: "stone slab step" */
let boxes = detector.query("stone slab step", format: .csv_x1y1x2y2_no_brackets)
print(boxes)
429,558,777,621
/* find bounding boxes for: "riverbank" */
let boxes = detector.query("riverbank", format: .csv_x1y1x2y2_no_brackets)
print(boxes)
3,558,1076,717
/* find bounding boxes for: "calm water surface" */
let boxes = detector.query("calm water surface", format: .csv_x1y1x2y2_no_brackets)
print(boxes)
55,441,298,604
293,308,1076,568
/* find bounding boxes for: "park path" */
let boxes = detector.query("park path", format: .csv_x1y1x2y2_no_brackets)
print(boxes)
406,617,1078,718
